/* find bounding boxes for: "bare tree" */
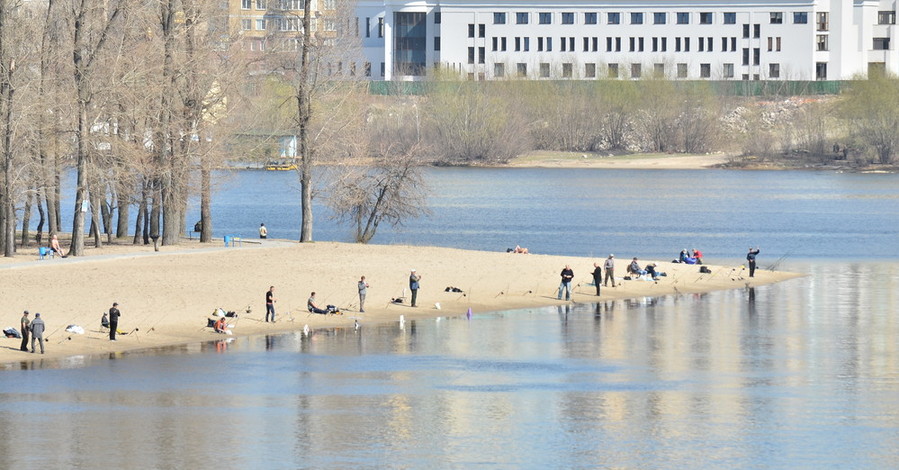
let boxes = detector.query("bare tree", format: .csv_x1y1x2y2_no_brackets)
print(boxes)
66,0,126,256
255,0,365,242
0,0,16,256
328,118,429,243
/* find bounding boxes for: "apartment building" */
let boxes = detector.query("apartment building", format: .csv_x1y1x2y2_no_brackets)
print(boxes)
230,0,338,54
351,0,899,81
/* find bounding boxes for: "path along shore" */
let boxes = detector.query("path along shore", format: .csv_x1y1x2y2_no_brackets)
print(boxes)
0,240,801,366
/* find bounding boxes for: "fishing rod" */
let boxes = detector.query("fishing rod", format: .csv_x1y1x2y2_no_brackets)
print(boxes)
766,250,793,271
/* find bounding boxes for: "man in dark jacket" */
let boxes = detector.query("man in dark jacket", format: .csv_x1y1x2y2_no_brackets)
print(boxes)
591,263,602,296
747,247,760,277
30,313,45,354
109,302,121,341
20,311,30,352
558,265,574,301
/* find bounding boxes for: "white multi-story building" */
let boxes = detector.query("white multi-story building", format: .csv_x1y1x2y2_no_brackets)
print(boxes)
354,0,899,81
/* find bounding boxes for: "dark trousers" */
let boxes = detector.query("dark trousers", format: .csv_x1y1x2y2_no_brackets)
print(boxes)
748,260,756,277
20,331,29,351
109,322,118,340
266,304,275,322
594,279,601,296
411,289,418,307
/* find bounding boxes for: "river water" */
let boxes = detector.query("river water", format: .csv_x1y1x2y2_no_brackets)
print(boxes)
4,168,899,468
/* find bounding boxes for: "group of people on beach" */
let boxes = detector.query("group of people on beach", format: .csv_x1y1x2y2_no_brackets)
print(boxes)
558,254,622,300
556,247,762,301
259,270,420,326
11,301,122,354
676,249,703,265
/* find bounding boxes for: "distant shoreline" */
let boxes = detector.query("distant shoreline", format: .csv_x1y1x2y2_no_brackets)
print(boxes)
225,153,897,172
497,151,898,172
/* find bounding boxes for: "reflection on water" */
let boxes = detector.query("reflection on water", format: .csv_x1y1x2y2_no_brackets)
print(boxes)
1,261,897,468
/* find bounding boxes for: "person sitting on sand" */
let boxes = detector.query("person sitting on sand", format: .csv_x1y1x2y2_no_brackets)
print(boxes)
49,234,64,257
513,245,529,254
627,257,647,277
214,316,230,334
307,292,328,314
691,248,703,265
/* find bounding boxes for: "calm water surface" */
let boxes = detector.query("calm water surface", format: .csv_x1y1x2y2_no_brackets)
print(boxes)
7,168,899,468
44,167,899,260
1,261,898,469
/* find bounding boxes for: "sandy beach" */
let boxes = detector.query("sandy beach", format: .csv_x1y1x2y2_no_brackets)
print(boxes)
505,151,732,169
0,239,801,366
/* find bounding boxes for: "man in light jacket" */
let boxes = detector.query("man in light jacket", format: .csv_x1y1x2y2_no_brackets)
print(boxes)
30,313,46,354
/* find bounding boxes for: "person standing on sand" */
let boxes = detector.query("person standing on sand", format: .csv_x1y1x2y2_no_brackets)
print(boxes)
409,270,421,307
747,247,760,277
604,254,616,287
109,302,121,341
265,286,276,322
558,265,574,301
259,223,268,239
358,276,369,312
20,311,30,352
592,263,602,296
30,313,45,354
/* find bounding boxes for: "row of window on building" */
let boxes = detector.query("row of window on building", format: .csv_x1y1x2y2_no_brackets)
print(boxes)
469,35,782,54
449,61,786,80
315,59,786,80
448,10,896,28
240,16,341,32
480,10,812,26
238,0,337,11
467,45,772,68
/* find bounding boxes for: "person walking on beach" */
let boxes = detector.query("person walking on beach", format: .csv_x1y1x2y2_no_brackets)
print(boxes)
108,302,121,341
558,265,574,301
747,247,761,277
358,276,369,312
603,254,616,287
592,263,602,296
30,313,45,354
409,269,421,307
19,310,30,352
259,223,268,239
265,286,277,322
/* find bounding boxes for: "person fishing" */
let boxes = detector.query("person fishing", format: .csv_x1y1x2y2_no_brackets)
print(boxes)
747,247,760,277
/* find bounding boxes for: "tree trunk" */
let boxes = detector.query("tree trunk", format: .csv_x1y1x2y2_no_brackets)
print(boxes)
117,195,129,239
200,165,212,242
90,187,102,248
297,0,314,242
149,183,160,250
35,197,45,246
1,52,15,257
101,193,112,244
70,99,88,256
21,190,32,247
133,184,146,245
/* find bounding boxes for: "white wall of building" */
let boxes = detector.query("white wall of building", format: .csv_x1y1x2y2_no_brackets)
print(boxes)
350,0,899,81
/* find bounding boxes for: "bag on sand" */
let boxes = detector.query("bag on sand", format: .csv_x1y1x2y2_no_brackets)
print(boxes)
3,328,20,338
699,266,712,274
